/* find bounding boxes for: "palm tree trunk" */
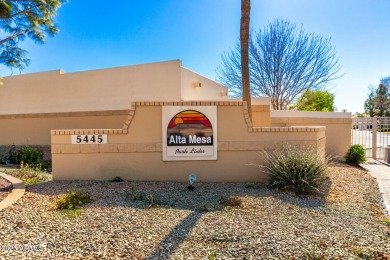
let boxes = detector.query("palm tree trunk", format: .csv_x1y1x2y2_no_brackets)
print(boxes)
240,0,251,119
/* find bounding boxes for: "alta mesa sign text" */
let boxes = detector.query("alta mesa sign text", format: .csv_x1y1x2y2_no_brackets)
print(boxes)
162,106,217,161
168,135,213,145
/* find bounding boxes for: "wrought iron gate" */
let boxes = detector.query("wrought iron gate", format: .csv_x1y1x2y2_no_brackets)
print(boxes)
352,116,390,159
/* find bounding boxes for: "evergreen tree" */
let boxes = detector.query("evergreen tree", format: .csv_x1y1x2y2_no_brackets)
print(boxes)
364,84,390,117
0,0,66,71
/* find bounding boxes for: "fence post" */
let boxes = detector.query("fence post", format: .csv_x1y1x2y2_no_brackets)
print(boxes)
372,116,377,159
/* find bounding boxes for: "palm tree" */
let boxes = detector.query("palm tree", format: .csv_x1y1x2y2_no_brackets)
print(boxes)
240,0,251,118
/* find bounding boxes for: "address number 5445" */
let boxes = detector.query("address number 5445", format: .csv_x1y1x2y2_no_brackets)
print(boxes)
71,135,108,144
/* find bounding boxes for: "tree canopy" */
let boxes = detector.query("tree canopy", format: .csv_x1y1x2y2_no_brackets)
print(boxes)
381,75,390,87
0,0,66,71
217,19,341,110
290,90,335,112
364,83,390,117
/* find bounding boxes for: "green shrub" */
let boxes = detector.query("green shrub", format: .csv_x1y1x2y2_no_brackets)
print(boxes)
24,177,44,185
3,145,21,164
261,146,327,194
19,146,43,166
54,187,93,210
345,144,366,164
0,146,46,167
5,162,50,184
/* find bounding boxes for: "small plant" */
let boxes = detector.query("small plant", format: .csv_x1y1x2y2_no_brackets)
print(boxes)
0,146,48,168
133,191,148,201
12,162,50,184
208,244,222,260
64,209,82,218
302,244,325,260
54,187,93,210
208,249,219,260
145,194,158,208
259,146,327,194
352,247,388,259
219,196,242,207
124,185,165,208
5,145,20,164
345,144,366,164
110,176,124,182
382,217,390,226
24,177,43,185
20,162,42,174
0,150,7,164
19,146,43,166
199,204,211,212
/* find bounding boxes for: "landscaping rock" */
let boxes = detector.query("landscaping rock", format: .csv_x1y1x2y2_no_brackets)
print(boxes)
0,164,389,259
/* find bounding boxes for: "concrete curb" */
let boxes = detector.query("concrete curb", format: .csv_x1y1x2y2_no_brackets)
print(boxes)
0,172,25,211
361,159,390,216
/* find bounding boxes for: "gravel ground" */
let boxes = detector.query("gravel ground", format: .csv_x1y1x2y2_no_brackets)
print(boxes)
0,163,389,259
0,176,12,201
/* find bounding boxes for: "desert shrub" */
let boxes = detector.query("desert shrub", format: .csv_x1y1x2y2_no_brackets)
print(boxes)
39,159,52,172
0,146,46,167
261,146,327,194
0,148,7,163
24,177,44,185
110,176,124,182
124,185,165,208
19,146,43,166
54,187,93,210
3,162,50,185
16,162,50,184
1,145,21,164
345,144,366,164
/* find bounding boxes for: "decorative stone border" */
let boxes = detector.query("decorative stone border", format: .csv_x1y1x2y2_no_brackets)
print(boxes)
0,172,25,211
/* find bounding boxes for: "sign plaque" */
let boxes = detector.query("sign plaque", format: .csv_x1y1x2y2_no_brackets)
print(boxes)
162,106,217,161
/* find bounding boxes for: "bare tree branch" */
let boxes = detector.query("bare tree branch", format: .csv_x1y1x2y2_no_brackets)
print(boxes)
217,19,342,110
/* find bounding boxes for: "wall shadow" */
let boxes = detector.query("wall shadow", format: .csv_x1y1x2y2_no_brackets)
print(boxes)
21,178,334,258
145,211,203,259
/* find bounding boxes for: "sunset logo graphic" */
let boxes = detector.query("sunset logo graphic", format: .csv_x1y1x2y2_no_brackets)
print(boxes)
167,110,213,146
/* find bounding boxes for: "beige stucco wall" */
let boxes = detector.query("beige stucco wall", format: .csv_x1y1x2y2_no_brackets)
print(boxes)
270,110,352,157
235,97,351,156
51,101,326,182
180,67,227,101
0,111,128,145
0,61,180,114
252,105,271,127
0,60,229,148
0,60,227,115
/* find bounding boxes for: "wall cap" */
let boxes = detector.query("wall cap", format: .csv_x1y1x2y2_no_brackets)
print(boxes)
50,101,326,135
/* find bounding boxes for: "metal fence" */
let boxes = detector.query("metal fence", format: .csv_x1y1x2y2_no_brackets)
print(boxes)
352,116,390,159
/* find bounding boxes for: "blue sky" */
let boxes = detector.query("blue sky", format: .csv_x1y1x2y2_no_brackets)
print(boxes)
1,0,389,113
